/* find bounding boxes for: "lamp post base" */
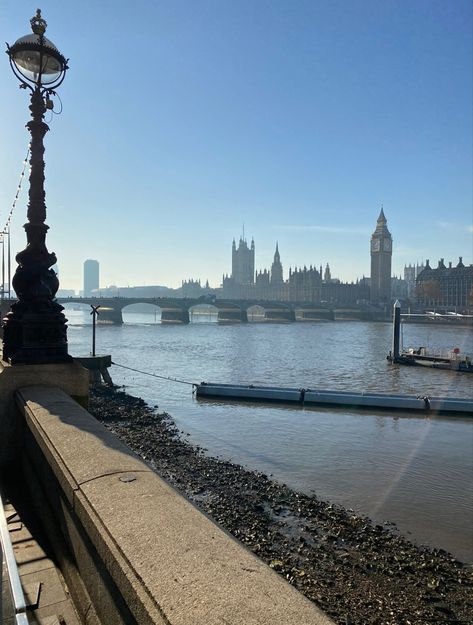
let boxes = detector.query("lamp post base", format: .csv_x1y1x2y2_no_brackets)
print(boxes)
2,307,72,364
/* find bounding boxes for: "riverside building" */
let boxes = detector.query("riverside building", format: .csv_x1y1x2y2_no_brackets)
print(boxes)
416,258,473,309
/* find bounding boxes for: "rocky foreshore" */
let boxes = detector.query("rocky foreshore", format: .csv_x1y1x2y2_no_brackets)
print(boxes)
88,386,473,625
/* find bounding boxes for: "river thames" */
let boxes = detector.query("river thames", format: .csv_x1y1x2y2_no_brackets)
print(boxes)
65,307,473,563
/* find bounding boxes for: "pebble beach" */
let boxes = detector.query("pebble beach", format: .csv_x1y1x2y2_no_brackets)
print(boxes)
89,386,473,625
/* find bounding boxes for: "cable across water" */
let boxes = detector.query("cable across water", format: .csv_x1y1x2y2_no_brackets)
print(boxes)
111,361,197,387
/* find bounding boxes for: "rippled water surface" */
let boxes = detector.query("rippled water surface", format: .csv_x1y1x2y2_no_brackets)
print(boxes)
66,308,473,562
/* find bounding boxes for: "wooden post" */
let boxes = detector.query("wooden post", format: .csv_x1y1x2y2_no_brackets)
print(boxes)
392,300,401,360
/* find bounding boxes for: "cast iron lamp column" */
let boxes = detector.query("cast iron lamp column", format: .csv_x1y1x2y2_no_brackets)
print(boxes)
2,9,71,364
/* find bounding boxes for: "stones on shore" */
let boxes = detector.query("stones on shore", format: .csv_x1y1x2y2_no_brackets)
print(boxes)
89,386,473,625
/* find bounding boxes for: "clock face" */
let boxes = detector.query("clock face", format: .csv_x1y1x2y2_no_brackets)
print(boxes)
371,239,380,252
383,239,392,252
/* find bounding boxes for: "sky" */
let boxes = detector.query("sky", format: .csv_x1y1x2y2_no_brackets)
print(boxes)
0,0,471,292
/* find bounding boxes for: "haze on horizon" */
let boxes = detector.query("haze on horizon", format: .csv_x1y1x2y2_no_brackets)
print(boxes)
0,0,471,292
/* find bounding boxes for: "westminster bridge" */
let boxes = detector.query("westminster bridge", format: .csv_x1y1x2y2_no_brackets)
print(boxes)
48,296,383,324
1,297,467,326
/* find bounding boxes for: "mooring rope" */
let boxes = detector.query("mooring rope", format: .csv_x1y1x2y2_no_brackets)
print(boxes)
111,361,197,387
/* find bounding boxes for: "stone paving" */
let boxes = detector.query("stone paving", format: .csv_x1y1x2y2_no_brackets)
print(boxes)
1,483,81,625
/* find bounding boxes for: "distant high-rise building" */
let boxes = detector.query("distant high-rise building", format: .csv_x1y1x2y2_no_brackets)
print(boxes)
83,259,99,297
370,208,392,304
270,243,283,284
231,236,255,285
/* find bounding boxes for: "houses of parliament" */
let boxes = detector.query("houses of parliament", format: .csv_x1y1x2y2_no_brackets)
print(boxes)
181,209,472,308
221,240,371,305
220,211,394,305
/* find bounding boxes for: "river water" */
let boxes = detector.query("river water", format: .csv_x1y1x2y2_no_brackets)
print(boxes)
65,307,473,563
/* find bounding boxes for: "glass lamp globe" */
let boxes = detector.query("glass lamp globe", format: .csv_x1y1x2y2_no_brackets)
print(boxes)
7,9,67,89
10,34,65,85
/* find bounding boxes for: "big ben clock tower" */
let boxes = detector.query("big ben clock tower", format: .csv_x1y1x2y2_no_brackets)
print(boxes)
370,207,392,304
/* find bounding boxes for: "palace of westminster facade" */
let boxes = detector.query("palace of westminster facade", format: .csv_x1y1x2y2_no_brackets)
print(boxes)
221,240,371,305
220,211,388,305
216,209,472,308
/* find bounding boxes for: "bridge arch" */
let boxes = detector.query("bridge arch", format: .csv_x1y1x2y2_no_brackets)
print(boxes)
188,303,219,323
58,297,123,325
246,305,266,322
121,302,161,324
60,301,94,326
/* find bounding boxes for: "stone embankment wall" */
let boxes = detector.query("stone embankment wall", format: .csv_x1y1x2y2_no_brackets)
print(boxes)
15,385,334,625
0,360,89,467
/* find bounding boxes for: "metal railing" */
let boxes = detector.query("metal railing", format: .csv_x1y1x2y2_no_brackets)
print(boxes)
0,492,29,624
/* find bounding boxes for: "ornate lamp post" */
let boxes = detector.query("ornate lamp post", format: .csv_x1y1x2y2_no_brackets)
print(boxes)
3,9,71,364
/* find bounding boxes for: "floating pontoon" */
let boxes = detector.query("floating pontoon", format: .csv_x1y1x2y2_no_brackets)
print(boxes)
195,383,473,415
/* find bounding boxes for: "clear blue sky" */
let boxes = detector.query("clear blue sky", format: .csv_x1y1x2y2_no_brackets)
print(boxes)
0,0,471,291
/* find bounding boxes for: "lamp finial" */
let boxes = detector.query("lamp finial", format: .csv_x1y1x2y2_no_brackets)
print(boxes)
31,8,47,36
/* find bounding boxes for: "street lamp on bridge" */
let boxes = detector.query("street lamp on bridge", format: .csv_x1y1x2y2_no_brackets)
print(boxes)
2,9,72,364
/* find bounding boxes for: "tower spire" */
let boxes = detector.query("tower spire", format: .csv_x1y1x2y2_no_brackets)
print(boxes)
378,204,386,222
271,240,283,284
274,241,280,261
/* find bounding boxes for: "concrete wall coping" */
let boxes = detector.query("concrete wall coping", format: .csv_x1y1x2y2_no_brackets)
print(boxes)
0,360,89,467
16,385,334,625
